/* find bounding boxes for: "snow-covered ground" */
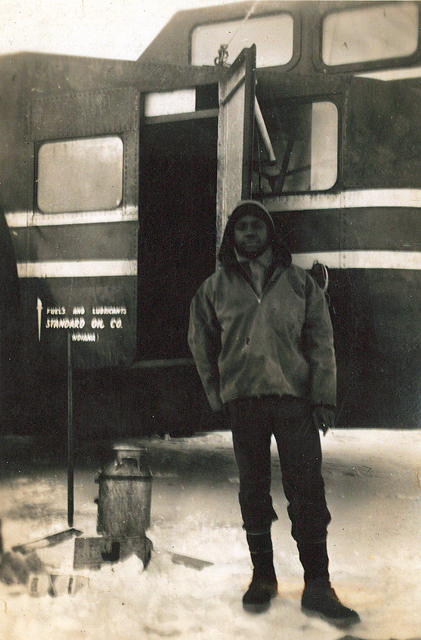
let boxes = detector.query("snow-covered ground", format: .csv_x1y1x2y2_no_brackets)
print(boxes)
0,428,421,640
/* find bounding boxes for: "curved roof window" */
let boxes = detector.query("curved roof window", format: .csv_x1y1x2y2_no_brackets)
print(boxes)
322,2,418,67
191,13,294,68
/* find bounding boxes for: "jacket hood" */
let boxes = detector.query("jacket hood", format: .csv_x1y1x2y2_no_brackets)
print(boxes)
218,200,292,268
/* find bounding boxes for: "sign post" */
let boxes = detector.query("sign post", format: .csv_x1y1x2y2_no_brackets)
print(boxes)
40,297,134,526
67,332,74,527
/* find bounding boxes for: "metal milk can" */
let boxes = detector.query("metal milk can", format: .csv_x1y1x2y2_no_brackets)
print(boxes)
96,444,153,537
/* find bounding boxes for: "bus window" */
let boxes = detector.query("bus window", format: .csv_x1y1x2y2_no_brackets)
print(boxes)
322,2,418,67
144,89,196,117
311,102,338,190
191,13,294,68
256,101,338,194
37,136,123,213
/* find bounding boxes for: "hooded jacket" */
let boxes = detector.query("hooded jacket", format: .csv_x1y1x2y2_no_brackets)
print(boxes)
188,201,336,411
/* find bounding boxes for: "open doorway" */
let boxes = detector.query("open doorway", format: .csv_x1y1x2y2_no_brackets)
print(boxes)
137,115,218,361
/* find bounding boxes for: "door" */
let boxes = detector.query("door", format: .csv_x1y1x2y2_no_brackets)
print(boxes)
137,45,256,363
216,45,256,250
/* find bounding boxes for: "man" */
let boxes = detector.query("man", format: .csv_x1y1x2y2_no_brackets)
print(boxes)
188,200,360,629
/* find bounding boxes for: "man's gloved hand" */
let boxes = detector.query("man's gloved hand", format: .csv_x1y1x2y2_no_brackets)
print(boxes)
312,405,335,435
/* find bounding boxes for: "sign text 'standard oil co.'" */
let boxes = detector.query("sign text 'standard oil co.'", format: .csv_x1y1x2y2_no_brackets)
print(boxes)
44,306,127,342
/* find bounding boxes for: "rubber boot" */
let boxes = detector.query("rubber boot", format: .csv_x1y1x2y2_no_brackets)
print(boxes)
242,532,278,613
299,540,360,629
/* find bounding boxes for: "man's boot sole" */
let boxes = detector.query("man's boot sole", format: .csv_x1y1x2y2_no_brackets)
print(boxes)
243,590,277,614
243,600,271,614
301,605,360,629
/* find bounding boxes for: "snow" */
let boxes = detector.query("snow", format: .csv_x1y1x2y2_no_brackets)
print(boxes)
0,429,421,640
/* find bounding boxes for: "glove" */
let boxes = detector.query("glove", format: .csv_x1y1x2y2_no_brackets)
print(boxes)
312,405,335,435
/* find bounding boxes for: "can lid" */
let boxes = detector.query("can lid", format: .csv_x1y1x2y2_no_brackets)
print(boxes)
113,443,145,451
113,443,147,465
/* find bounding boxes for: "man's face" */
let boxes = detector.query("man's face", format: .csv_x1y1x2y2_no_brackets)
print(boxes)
233,214,270,259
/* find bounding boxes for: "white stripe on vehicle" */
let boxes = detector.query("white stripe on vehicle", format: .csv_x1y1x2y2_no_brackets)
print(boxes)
5,205,137,228
292,251,421,270
6,190,421,228
17,260,138,278
265,189,421,211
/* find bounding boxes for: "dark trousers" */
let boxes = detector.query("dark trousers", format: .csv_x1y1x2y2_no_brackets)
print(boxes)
228,395,331,544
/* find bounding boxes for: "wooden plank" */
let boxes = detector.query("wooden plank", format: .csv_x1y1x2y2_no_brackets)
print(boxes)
73,536,153,570
28,573,89,597
170,553,213,570
12,528,83,555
